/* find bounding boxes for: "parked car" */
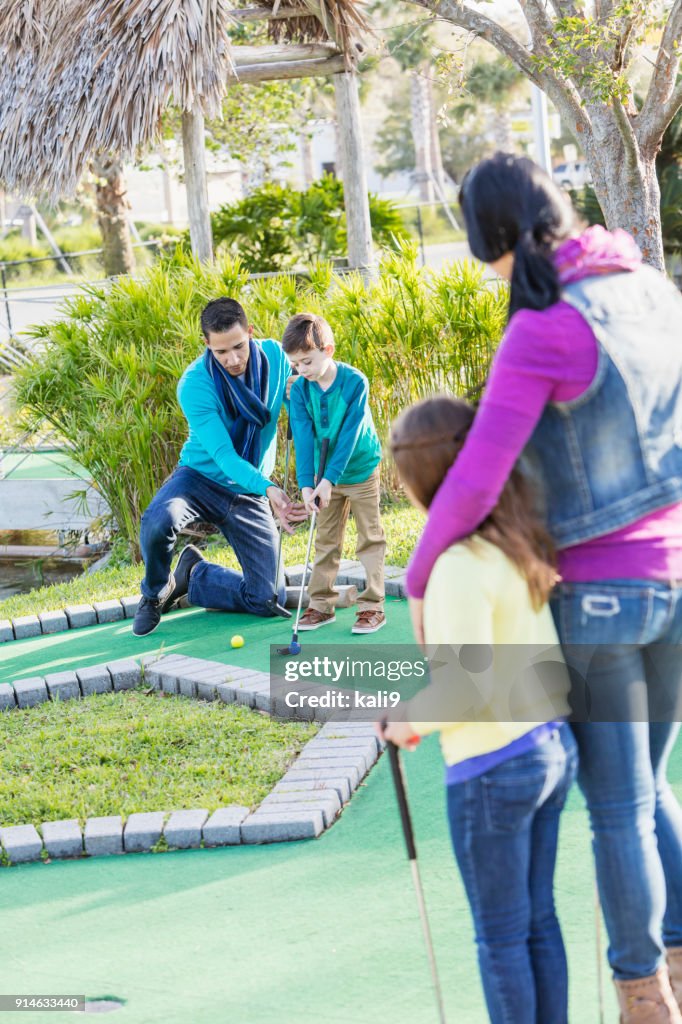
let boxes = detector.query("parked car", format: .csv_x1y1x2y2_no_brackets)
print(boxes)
553,161,592,189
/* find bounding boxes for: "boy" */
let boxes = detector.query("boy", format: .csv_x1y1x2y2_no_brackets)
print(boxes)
133,297,305,637
283,312,386,634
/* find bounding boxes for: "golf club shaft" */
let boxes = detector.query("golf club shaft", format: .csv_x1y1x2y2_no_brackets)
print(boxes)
292,436,330,638
387,741,448,1024
273,419,293,593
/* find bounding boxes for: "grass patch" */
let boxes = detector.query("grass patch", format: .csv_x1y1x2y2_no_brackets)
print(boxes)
0,501,424,620
0,688,318,827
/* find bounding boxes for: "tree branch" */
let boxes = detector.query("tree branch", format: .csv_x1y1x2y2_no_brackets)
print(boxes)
519,0,556,51
405,0,591,134
637,0,682,151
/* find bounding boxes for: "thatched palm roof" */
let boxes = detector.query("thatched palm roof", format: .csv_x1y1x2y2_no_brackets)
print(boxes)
263,1,369,53
0,0,368,200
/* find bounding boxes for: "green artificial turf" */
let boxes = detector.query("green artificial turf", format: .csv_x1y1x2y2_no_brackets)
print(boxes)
0,689,316,826
0,598,411,687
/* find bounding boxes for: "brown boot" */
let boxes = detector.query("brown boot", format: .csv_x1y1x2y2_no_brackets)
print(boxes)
667,948,682,1010
614,968,682,1023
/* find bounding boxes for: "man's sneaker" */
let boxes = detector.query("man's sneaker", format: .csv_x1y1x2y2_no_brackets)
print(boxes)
132,596,162,637
161,544,205,612
298,608,336,631
352,610,386,634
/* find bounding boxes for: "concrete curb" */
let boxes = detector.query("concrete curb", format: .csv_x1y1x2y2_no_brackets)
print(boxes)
0,653,383,865
0,563,407,646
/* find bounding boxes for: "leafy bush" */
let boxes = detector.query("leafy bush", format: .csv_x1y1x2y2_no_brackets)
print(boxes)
0,235,52,279
210,175,410,272
15,246,507,557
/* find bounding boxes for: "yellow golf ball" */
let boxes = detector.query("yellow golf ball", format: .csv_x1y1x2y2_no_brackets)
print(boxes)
231,634,245,649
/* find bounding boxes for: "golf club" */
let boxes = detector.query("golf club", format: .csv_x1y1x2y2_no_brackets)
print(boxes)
386,736,448,1024
277,436,330,656
267,373,298,619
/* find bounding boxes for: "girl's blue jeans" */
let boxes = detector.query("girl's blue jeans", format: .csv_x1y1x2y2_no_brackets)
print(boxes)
551,579,682,980
140,466,285,615
447,724,578,1024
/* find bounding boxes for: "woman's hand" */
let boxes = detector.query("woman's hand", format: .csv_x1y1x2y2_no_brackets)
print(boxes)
408,595,425,651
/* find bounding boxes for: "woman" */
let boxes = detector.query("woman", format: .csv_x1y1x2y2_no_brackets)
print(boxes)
406,152,682,1022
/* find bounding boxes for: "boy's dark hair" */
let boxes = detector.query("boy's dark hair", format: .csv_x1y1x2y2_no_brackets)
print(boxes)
200,298,248,338
282,313,334,354
391,395,557,609
459,152,576,320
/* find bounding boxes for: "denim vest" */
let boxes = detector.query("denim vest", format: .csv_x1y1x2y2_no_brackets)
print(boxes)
524,266,682,549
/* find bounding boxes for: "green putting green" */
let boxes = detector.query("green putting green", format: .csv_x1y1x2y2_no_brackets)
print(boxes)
2,598,680,1022
0,597,410,684
0,449,88,480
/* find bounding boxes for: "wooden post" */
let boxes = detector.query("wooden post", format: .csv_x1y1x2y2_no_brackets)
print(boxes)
334,70,373,274
182,108,213,262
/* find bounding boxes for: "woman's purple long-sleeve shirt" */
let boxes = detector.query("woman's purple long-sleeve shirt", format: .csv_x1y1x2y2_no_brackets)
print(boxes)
406,230,682,599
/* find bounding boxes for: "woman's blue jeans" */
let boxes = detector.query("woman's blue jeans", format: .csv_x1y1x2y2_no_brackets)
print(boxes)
447,725,578,1024
139,467,285,615
551,579,682,980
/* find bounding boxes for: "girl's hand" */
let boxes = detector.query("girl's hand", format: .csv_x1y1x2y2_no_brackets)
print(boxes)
408,595,425,651
375,719,420,750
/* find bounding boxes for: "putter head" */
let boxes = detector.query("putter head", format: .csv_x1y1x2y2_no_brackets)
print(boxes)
267,597,292,619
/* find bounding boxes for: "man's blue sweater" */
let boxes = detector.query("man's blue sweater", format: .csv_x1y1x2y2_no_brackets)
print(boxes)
177,339,290,496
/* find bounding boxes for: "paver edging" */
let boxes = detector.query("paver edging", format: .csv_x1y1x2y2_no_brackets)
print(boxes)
0,653,383,865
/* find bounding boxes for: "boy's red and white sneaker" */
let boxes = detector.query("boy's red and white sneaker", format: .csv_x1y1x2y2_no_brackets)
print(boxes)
298,608,336,631
352,610,386,634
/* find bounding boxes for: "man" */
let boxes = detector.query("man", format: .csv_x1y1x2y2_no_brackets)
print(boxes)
133,297,305,637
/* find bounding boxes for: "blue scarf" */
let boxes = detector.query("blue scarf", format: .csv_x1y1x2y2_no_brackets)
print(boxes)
204,340,271,468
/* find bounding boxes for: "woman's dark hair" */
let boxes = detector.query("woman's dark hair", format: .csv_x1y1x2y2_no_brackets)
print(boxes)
391,395,557,609
459,153,576,320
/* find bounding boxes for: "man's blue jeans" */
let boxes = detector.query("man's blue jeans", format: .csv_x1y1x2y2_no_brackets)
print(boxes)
551,579,682,980
140,467,285,615
447,725,577,1024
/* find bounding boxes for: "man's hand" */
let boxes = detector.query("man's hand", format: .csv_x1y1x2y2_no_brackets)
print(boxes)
306,477,332,513
284,500,309,526
266,486,296,535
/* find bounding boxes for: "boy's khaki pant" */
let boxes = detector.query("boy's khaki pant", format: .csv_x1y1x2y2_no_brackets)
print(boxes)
308,467,386,614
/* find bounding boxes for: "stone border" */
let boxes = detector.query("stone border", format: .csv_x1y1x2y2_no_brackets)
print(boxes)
0,561,407,645
0,653,382,865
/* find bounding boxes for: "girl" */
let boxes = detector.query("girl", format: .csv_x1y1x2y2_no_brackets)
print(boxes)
383,394,578,1024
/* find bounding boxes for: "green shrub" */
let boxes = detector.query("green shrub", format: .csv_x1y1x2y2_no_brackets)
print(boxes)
210,175,410,272
0,235,52,279
15,246,507,557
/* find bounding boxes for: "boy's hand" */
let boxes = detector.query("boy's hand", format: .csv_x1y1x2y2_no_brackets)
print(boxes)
285,376,297,401
308,477,332,511
301,487,315,513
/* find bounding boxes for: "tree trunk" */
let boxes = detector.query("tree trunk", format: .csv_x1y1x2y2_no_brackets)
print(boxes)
585,125,664,270
90,154,136,277
493,109,514,152
426,73,448,197
299,131,316,187
410,68,435,203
